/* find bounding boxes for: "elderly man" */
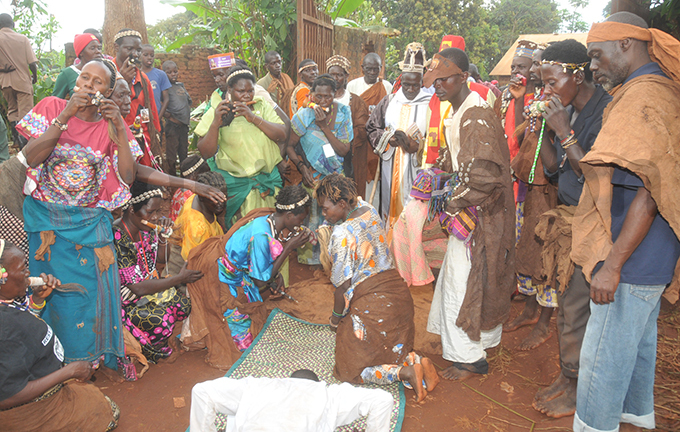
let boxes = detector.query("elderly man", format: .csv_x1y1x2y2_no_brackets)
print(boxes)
0,13,37,150
347,53,392,112
113,28,161,166
571,12,680,432
366,43,432,230
257,50,294,105
326,55,370,197
424,47,515,381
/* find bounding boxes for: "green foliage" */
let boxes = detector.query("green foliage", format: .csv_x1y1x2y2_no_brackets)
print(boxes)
558,0,589,33
11,0,60,57
148,10,212,51
489,0,561,54
162,0,297,76
33,50,65,104
650,0,680,39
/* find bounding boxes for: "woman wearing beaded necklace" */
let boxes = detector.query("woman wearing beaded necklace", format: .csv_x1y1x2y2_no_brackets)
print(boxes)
112,181,203,364
316,173,439,403
0,240,121,431
181,185,312,368
287,74,353,266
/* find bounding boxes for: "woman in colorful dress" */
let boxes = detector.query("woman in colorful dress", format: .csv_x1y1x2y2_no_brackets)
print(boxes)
19,59,139,372
183,185,313,369
113,181,203,362
316,173,439,403
287,74,353,265
196,65,286,228
0,239,121,431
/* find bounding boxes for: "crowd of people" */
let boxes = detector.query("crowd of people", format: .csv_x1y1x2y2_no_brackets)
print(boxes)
0,9,679,432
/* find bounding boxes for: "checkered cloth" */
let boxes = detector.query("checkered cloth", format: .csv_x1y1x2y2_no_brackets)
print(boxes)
213,308,405,432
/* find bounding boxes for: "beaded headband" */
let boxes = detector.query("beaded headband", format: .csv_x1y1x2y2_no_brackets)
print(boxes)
515,40,538,59
298,62,318,74
227,69,253,83
275,194,310,211
114,30,142,42
326,55,350,74
541,60,589,74
182,157,205,177
122,188,164,211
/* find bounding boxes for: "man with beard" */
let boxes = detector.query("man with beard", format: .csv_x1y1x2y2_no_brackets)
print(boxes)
326,55,370,197
366,43,432,231
424,47,515,381
257,51,294,105
572,12,680,432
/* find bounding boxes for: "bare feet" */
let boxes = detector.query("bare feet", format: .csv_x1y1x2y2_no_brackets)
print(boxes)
421,357,440,392
517,322,552,351
535,380,576,418
534,373,570,405
504,296,539,332
400,364,427,403
439,364,475,381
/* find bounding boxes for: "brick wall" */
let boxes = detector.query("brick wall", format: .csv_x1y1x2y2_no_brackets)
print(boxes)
332,26,387,81
155,45,221,107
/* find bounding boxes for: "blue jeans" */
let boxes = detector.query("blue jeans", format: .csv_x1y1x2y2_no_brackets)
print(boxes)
574,283,665,432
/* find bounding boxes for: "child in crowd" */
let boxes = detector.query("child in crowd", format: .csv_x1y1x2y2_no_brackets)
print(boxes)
175,171,227,260
170,154,210,221
162,60,193,175
141,44,171,122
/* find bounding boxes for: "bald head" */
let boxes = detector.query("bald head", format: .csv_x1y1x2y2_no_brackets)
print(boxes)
361,53,382,84
606,11,648,28
0,14,13,29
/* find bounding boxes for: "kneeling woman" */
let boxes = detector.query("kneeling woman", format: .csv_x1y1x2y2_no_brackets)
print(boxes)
0,240,120,432
316,174,439,402
184,185,312,369
113,181,204,362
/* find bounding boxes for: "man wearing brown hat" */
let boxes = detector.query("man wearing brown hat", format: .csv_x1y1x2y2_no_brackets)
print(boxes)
424,47,515,381
572,12,680,432
326,55,369,197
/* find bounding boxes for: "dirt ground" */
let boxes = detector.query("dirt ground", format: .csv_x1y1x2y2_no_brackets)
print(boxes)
94,256,678,432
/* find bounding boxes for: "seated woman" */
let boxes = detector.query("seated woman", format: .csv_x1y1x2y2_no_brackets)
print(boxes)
183,185,312,369
113,181,204,363
316,174,439,402
196,65,286,229
175,171,227,261
52,33,102,99
287,74,353,265
170,155,211,222
0,240,120,432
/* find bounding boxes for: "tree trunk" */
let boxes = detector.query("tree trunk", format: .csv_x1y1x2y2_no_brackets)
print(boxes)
611,0,652,22
102,0,149,56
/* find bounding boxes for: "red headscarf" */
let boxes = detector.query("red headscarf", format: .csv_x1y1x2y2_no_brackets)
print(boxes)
74,33,98,58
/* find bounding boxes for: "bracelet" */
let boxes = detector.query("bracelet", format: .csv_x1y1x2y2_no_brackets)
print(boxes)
51,117,68,131
29,295,46,309
296,161,306,171
562,137,579,150
558,131,574,146
332,309,344,317
253,116,264,127
329,316,339,329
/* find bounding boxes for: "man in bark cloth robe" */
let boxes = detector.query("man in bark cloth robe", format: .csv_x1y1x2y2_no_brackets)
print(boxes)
504,43,558,353
530,39,612,420
366,42,432,235
257,50,294,106
347,53,393,188
423,48,515,380
571,12,680,432
325,55,370,197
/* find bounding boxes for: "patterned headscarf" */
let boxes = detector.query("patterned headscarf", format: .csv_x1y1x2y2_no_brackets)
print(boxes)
326,55,351,74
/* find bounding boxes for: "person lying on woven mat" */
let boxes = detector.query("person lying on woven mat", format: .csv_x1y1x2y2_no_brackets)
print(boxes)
315,173,439,403
0,240,121,432
190,369,393,432
182,185,314,369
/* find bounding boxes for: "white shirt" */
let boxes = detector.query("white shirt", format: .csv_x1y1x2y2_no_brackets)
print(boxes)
190,376,394,432
346,77,393,98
